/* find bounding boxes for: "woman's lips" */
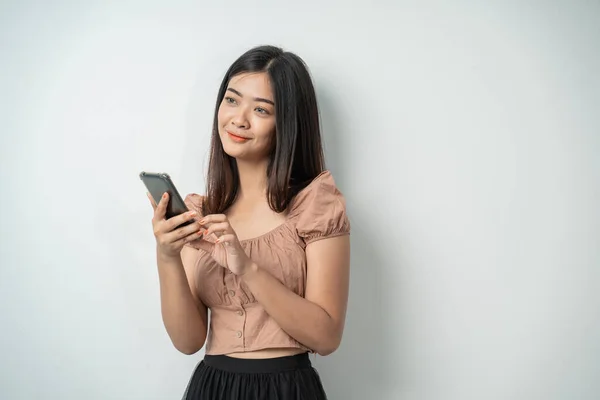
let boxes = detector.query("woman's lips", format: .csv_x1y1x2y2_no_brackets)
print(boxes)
227,131,250,142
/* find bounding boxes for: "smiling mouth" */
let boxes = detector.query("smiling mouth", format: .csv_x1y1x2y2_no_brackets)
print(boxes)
226,131,250,142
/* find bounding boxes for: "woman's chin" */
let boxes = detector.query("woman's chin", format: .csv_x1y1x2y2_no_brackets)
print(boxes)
222,146,245,159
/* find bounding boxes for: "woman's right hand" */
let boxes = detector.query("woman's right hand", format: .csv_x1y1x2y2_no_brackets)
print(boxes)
148,192,204,260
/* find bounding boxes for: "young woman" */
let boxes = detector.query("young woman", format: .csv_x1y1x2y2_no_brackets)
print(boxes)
147,45,351,399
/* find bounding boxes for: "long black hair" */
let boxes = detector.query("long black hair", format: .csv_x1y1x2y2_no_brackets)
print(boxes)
204,45,325,214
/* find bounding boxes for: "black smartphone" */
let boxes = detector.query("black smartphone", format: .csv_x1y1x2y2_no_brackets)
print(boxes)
139,171,193,227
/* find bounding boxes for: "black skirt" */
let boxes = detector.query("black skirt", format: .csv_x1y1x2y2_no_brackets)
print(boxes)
182,352,327,400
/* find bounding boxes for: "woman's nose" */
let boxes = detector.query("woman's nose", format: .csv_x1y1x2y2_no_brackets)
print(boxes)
231,109,249,129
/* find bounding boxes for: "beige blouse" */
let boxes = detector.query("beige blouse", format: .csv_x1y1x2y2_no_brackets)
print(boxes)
183,170,350,355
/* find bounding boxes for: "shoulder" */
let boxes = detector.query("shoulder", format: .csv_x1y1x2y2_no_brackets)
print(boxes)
184,193,205,215
290,171,344,209
290,171,350,244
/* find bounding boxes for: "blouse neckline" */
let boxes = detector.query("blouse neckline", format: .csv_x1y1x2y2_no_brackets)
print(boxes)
236,170,331,244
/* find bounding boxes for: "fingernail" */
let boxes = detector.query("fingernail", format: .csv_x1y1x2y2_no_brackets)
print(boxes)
199,219,206,225
189,211,197,217
162,193,167,198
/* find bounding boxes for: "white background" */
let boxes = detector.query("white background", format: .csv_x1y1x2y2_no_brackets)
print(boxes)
1,1,599,399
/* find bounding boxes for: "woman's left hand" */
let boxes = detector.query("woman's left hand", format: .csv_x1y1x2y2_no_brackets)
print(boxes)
194,214,252,276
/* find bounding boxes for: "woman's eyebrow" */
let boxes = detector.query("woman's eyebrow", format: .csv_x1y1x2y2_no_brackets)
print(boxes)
227,87,275,106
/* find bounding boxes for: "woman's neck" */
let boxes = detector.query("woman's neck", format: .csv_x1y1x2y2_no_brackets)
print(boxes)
236,158,269,201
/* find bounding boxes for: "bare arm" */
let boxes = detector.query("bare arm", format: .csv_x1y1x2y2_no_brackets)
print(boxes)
148,192,208,355
157,247,208,355
241,235,350,355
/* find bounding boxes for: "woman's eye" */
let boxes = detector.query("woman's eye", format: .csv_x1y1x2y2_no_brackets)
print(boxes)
225,97,237,104
255,107,268,114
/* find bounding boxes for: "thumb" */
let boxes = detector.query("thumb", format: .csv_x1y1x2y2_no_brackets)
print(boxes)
189,239,214,254
217,234,240,255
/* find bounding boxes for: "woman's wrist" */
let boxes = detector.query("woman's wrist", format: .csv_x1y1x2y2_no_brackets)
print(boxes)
239,259,259,280
157,248,182,265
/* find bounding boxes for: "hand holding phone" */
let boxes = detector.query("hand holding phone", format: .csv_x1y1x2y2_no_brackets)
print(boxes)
140,172,204,258
147,192,204,259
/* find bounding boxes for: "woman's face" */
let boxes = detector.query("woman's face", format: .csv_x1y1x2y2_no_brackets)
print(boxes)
217,72,276,162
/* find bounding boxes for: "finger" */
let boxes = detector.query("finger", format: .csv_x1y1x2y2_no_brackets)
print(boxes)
185,227,205,242
215,233,236,247
198,214,228,226
164,220,202,242
166,210,198,230
175,234,213,253
153,192,169,221
147,192,158,211
171,226,205,247
204,221,231,238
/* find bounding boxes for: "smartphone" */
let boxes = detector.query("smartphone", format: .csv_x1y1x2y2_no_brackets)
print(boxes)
139,171,193,227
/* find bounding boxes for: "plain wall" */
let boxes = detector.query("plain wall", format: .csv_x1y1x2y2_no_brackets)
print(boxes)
1,1,599,399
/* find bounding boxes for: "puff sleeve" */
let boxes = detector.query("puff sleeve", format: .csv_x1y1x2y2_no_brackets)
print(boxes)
295,172,351,244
